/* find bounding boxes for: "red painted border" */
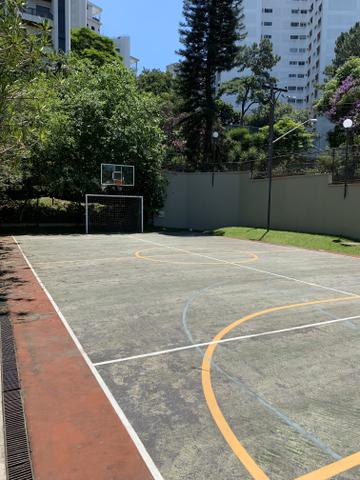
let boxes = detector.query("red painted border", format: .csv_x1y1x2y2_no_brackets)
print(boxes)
2,237,153,480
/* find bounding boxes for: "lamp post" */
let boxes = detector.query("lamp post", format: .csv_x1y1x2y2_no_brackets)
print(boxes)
212,131,219,187
266,117,317,231
343,118,353,199
265,84,288,232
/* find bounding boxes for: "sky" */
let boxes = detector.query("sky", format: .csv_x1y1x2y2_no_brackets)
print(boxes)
94,0,184,71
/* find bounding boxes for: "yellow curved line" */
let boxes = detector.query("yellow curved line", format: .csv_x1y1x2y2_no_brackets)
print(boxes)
294,452,360,480
135,248,259,266
201,295,360,480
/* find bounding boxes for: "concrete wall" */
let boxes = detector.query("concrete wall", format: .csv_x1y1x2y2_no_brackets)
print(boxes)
155,172,360,239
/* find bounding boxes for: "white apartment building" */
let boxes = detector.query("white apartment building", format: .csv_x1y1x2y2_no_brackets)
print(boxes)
22,0,71,52
22,0,102,52
222,0,360,109
113,36,140,73
71,0,102,34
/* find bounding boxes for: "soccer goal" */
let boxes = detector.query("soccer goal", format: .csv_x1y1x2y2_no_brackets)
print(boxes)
85,195,143,234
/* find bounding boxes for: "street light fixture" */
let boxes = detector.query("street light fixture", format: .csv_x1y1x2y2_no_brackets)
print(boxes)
343,118,353,198
273,118,317,144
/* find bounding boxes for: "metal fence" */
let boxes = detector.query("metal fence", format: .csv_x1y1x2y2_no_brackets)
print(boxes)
164,146,360,184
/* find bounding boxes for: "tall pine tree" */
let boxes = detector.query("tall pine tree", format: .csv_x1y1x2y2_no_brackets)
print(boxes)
178,0,244,166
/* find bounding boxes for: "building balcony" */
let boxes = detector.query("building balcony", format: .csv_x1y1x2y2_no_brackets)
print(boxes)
21,5,53,22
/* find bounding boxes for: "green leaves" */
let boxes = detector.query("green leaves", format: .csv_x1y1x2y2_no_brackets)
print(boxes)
0,0,50,195
221,39,280,125
71,28,121,67
25,60,166,218
332,22,360,71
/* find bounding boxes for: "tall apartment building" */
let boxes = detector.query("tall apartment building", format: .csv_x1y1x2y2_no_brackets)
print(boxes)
113,36,139,73
21,0,102,52
222,0,360,109
71,0,102,34
21,0,71,52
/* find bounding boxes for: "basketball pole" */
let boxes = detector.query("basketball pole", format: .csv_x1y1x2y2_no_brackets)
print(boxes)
85,195,89,234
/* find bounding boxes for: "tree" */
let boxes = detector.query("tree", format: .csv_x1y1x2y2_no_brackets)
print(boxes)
221,39,280,125
248,102,310,129
329,22,360,73
137,69,174,97
0,0,50,195
177,0,245,166
137,69,186,164
23,59,166,220
255,117,314,169
71,27,121,66
317,57,360,131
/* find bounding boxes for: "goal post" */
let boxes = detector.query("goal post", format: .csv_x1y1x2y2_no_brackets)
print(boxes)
85,195,143,234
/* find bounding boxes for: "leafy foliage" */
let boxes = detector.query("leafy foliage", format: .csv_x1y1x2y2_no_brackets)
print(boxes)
257,117,314,166
71,27,121,66
137,69,175,97
0,0,50,195
13,59,166,220
317,57,360,131
221,39,280,125
329,22,360,74
225,116,314,171
137,69,186,164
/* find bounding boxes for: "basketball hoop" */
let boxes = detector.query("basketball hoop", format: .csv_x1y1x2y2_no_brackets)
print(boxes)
114,178,124,187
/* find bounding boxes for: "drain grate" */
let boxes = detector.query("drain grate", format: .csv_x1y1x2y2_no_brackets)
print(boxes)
1,316,33,480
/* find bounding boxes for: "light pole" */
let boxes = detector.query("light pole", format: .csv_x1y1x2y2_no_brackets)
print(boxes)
273,118,318,144
266,117,317,231
265,84,288,232
343,118,353,199
212,131,219,187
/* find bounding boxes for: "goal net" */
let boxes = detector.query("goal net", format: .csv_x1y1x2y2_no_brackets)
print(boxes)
85,195,143,234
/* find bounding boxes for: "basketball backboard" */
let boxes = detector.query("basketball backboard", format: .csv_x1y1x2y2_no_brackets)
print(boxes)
101,164,135,187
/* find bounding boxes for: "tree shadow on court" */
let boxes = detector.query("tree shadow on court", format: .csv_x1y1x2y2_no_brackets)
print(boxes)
0,240,30,323
152,227,214,237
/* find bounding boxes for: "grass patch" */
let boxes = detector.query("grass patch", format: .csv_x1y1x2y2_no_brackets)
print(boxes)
212,226,360,256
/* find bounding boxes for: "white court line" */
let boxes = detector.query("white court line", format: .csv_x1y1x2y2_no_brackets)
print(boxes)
12,237,165,480
94,313,360,367
132,235,358,297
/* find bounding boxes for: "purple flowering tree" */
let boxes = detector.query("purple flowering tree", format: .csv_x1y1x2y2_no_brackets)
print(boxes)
317,57,360,130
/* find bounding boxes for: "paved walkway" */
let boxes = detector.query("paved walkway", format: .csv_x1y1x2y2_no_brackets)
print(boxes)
2,236,153,480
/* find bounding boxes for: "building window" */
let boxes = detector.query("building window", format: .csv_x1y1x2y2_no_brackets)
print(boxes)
263,22,272,26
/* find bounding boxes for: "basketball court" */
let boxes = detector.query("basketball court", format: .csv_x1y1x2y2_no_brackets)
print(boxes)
7,230,360,480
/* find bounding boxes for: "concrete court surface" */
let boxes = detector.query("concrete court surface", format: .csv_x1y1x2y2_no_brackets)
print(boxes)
15,232,360,480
